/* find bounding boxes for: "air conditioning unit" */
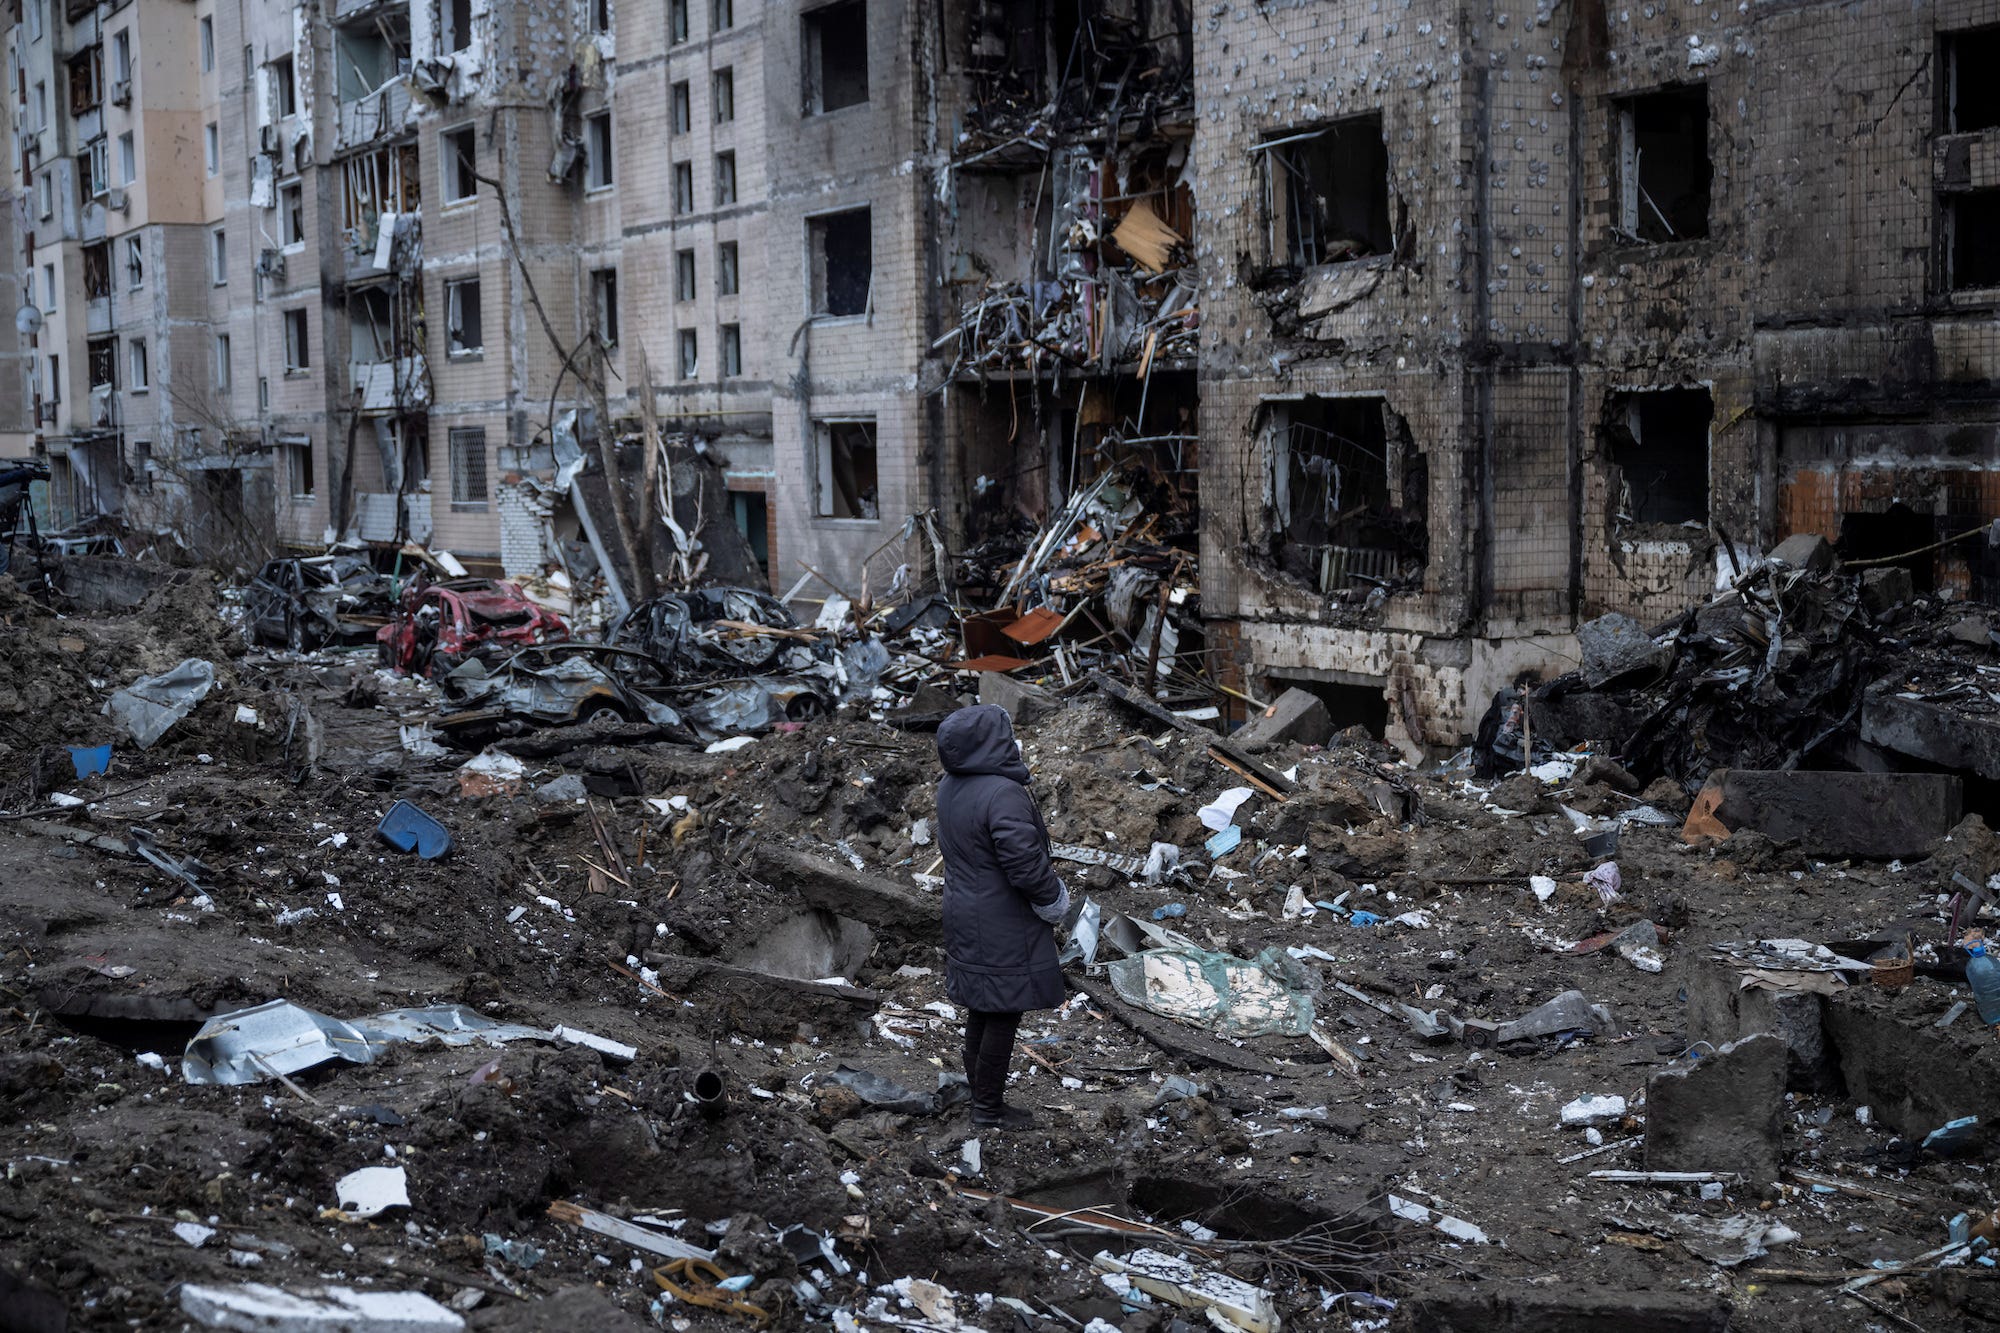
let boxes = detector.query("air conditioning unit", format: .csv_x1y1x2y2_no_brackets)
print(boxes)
260,124,279,153
110,79,131,107
257,248,286,279
105,187,127,212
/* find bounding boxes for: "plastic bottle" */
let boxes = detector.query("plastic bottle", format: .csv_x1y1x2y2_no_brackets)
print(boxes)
1966,940,2000,1026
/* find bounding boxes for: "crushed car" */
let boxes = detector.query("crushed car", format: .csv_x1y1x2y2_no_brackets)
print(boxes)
247,555,392,652
605,587,890,738
376,577,569,677
432,643,688,744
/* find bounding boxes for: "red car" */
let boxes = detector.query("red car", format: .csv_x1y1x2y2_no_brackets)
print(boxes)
376,578,569,677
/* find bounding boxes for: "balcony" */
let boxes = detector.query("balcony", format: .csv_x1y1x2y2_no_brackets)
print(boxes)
335,79,413,153
349,355,430,414
85,295,112,335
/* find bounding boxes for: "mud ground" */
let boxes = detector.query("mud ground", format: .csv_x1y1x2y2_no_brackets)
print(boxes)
3,571,1997,1332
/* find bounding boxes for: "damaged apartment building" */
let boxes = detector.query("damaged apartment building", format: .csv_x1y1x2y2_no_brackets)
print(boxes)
8,0,2000,749
1191,0,2000,752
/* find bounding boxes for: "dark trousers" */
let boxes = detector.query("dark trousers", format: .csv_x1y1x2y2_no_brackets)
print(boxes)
962,1009,1023,1113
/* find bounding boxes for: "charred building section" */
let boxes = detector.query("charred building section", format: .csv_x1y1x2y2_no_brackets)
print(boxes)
933,1,1199,647
1196,0,2000,755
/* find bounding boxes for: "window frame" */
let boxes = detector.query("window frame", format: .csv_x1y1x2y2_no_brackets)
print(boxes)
445,277,484,356
283,307,310,372
279,181,306,249
127,337,148,392
440,125,478,204
721,322,741,378
677,328,698,380
449,426,489,508
714,67,734,123
591,267,619,345
584,112,614,191
210,226,228,285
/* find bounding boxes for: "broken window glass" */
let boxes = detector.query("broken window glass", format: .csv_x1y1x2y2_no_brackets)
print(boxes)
813,419,878,520
1615,85,1711,243
81,243,110,299
270,55,297,117
803,1,867,115
349,287,393,363
284,309,310,371
1266,397,1428,593
1945,27,2000,133
678,329,698,379
68,45,101,115
671,81,691,135
591,268,619,344
1603,386,1713,526
676,248,695,301
1262,114,1391,268
718,241,739,295
87,336,116,389
1948,189,2000,291
446,279,482,355
809,207,870,316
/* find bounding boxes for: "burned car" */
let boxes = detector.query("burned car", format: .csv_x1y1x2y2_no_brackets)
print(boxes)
433,644,687,743
247,555,391,652
377,578,569,677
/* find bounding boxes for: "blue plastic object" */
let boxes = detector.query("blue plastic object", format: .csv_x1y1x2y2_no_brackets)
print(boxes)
67,744,111,779
1348,910,1382,927
377,800,453,859
1151,902,1186,921
1967,943,2000,1025
1205,825,1242,858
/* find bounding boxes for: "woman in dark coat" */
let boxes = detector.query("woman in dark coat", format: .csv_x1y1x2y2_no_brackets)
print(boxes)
935,704,1069,1129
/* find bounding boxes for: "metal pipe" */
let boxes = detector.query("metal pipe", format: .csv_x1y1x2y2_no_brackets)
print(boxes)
691,1068,726,1119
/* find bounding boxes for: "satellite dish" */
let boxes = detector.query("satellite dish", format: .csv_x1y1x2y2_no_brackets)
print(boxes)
15,303,42,336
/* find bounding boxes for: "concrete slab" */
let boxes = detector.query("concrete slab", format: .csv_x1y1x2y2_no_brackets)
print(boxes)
1644,1033,1786,1186
751,843,943,944
1683,768,1962,858
977,671,1060,727
1862,689,2000,782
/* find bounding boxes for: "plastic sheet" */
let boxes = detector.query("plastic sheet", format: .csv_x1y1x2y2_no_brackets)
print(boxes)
104,657,215,748
1105,945,1315,1038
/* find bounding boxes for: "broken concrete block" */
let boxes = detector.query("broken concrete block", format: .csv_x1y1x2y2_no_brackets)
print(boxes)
977,671,1059,727
1949,614,1997,647
1682,768,1962,859
1232,687,1333,752
1644,1033,1786,1186
1859,565,1914,618
1577,613,1670,688
1764,532,1833,574
1684,955,1831,1090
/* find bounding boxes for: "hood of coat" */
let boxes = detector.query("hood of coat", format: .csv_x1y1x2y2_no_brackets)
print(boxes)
937,704,1031,784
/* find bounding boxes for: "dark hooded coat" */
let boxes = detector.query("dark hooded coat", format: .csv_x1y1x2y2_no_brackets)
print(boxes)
935,705,1068,1014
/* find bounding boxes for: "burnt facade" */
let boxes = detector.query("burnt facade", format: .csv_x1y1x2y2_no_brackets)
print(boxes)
1194,0,2000,753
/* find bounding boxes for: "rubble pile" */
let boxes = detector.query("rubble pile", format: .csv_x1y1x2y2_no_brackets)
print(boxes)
6,559,2000,1333
1502,534,2000,788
